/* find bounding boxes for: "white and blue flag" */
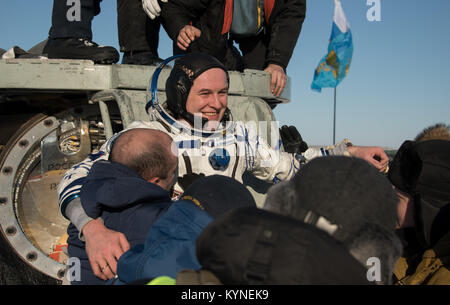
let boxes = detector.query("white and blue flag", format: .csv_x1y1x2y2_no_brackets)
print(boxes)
311,0,353,92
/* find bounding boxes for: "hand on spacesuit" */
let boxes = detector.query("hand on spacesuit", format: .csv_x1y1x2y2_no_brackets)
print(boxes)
142,0,167,19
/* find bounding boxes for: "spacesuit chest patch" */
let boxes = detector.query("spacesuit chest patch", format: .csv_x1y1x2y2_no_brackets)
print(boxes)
208,148,231,171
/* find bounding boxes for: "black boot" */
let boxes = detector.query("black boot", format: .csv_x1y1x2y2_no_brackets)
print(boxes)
122,51,163,66
43,38,119,64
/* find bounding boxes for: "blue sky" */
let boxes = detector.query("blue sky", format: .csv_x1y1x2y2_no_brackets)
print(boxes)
1,1,449,148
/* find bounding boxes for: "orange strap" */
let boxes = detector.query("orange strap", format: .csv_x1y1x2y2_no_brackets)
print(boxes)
264,0,275,23
222,0,233,34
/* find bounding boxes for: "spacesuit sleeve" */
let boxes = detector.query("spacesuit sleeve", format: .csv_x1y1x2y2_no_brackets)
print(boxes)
246,134,300,183
240,122,298,182
57,142,111,225
246,123,351,182
301,139,352,161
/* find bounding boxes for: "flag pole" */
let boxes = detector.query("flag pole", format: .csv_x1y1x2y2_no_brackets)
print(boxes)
333,1,337,144
333,87,337,145
333,0,338,145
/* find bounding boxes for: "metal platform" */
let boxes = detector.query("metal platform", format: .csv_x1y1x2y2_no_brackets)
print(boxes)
0,58,291,102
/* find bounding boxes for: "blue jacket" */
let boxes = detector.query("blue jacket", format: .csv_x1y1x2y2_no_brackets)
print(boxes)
67,160,171,285
116,200,213,284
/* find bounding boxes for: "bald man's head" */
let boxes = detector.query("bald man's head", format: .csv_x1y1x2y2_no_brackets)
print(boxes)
110,129,177,190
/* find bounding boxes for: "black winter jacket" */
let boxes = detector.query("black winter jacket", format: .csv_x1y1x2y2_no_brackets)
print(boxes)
161,0,306,70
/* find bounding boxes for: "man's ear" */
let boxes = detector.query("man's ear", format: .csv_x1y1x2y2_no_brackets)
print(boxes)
148,177,160,184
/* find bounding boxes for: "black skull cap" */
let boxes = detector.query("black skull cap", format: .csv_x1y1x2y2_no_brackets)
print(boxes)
165,52,229,117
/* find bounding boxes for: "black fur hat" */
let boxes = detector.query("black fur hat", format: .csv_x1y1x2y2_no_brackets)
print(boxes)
265,156,398,242
197,207,371,285
165,52,230,126
264,156,402,284
388,139,450,248
180,175,256,218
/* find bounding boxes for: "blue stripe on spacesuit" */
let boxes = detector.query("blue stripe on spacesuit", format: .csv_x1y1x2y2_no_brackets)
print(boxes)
215,135,234,147
70,162,91,173
60,189,80,205
275,139,282,151
235,135,245,142
244,128,255,169
239,125,249,170
286,161,294,179
60,193,80,218
288,157,301,179
176,137,236,150
247,128,256,169
206,140,215,147
79,165,91,172
320,148,331,156
176,133,237,151
255,137,260,158
58,177,86,201
106,133,122,152
177,140,202,149
293,158,300,172
88,151,106,161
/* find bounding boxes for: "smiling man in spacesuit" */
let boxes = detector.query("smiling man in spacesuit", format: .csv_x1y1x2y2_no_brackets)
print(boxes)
58,52,389,281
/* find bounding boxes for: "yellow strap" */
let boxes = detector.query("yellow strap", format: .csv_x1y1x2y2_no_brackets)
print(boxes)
180,195,205,210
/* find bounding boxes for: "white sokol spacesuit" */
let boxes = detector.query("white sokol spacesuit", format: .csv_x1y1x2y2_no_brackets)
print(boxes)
58,53,350,234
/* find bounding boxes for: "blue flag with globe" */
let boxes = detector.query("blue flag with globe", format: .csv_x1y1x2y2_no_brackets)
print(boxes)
311,0,353,92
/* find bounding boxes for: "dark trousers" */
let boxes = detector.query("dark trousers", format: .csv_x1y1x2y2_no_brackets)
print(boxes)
49,0,100,40
117,0,160,54
49,0,160,54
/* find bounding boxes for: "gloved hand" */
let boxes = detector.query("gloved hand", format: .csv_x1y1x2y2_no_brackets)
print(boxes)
280,125,308,154
178,173,205,191
142,0,167,20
